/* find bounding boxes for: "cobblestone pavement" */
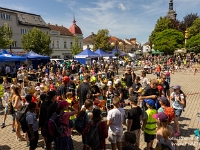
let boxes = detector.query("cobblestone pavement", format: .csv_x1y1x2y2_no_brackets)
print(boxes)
0,70,200,150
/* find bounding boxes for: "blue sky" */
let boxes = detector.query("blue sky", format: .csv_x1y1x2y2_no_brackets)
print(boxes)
1,0,200,43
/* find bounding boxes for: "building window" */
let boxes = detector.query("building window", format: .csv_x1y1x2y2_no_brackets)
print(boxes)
57,41,59,48
1,13,11,20
12,41,17,47
70,42,73,47
52,41,54,48
21,28,27,34
64,42,67,48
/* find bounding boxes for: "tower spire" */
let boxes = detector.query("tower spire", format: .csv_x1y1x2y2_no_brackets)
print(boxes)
73,13,76,24
169,0,173,10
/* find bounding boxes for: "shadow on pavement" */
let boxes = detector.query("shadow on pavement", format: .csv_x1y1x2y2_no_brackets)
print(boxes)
0,145,11,150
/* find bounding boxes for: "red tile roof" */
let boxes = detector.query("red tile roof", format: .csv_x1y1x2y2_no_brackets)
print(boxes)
48,24,73,36
109,36,123,43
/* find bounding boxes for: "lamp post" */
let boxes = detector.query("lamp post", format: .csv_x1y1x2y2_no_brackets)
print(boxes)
185,30,188,45
111,41,123,75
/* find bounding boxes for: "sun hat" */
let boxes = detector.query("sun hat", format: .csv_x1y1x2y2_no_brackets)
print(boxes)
58,100,69,108
173,85,181,90
152,112,168,122
144,99,155,107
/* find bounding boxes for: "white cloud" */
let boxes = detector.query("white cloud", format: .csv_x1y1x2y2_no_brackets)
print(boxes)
1,4,31,12
118,3,126,11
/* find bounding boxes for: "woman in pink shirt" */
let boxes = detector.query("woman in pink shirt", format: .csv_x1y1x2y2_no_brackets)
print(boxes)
54,100,78,150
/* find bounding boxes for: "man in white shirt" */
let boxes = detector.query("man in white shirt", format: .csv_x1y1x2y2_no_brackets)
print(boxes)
107,97,125,150
140,71,150,89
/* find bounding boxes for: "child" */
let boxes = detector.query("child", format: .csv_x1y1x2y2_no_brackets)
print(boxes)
106,85,115,110
142,99,157,150
1,86,11,128
122,132,140,150
153,112,175,150
26,102,39,150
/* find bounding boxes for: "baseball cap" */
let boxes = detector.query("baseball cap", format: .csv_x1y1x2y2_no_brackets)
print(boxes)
107,81,112,86
50,84,55,90
128,96,138,104
152,112,168,122
114,79,120,85
158,96,168,104
144,99,155,107
35,86,40,91
173,85,181,90
58,100,69,108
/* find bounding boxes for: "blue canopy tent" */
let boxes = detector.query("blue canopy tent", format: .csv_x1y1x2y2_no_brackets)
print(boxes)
23,51,50,69
111,49,127,57
74,48,100,65
94,48,112,57
0,50,26,62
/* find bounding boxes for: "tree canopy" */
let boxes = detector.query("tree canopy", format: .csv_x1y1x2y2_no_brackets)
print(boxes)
188,18,200,38
93,29,111,52
0,23,13,49
21,27,52,55
154,29,184,55
186,33,200,53
149,17,173,46
71,36,82,56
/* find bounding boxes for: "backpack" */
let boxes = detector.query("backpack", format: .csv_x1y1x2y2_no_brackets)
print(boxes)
86,121,101,150
16,106,28,121
164,107,175,124
48,112,68,137
75,111,88,133
19,110,30,133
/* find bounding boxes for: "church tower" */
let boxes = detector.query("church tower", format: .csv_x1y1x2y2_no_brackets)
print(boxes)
166,0,177,20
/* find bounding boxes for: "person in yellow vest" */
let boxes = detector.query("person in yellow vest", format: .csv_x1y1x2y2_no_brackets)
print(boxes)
142,99,157,150
65,92,76,133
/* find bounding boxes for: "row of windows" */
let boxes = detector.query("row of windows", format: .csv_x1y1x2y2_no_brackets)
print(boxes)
51,41,82,49
1,13,11,20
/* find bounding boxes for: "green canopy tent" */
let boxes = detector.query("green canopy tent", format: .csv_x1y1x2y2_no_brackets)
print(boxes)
151,50,164,55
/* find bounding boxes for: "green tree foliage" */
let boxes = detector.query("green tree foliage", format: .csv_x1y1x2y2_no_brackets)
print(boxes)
0,23,13,48
179,13,199,33
93,29,111,52
188,18,200,38
71,36,82,56
186,33,200,53
149,17,173,46
21,27,52,55
154,29,184,54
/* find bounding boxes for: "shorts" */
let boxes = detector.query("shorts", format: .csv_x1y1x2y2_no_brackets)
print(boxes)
174,109,182,117
144,132,155,143
4,105,8,114
27,130,39,149
108,131,123,143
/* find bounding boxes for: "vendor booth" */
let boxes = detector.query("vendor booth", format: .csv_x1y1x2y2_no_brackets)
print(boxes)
74,48,99,65
23,51,50,69
94,48,112,57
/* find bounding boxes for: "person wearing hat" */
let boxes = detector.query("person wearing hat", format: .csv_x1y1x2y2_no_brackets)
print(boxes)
53,100,78,150
113,79,124,107
126,96,142,147
153,112,175,150
157,96,170,113
107,68,115,82
142,99,157,150
170,85,185,137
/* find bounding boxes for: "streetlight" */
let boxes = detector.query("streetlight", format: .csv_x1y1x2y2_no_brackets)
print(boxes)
111,41,123,75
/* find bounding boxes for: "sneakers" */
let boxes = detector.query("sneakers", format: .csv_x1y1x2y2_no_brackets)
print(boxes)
1,123,5,128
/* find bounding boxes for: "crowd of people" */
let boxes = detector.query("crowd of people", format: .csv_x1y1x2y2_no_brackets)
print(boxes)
0,57,189,150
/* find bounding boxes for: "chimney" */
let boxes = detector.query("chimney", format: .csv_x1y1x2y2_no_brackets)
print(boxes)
55,24,57,26
91,32,94,35
62,25,63,27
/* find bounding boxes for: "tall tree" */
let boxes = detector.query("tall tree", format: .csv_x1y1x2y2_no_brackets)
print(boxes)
93,29,111,52
188,18,200,38
21,27,52,55
0,23,13,49
154,29,184,55
186,33,200,53
149,17,173,46
179,13,199,33
71,36,82,56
